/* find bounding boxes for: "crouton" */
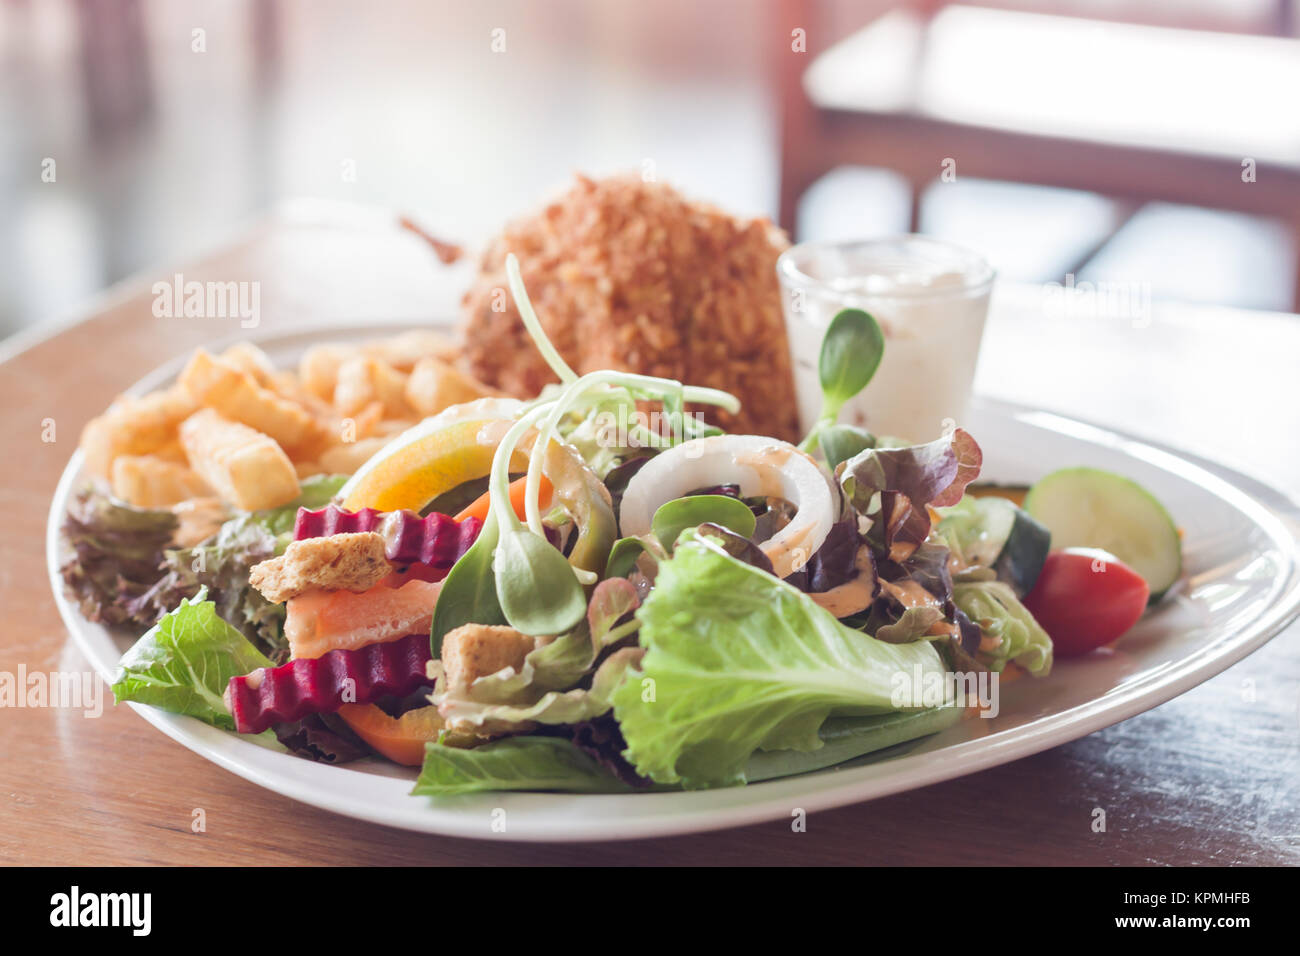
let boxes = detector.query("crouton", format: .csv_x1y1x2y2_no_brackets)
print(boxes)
439,624,538,695
249,532,391,604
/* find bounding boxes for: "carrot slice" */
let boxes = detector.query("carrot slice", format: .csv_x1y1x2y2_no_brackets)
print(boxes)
338,703,444,766
454,473,552,523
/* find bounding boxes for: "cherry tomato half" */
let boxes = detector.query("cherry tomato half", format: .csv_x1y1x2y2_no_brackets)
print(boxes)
1022,548,1149,658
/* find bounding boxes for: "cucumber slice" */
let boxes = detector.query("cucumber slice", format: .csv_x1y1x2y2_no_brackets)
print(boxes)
992,503,1051,596
1024,467,1181,599
956,496,1016,568
937,496,1049,595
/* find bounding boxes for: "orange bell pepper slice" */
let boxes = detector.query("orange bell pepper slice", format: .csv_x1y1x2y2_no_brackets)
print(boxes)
337,702,443,766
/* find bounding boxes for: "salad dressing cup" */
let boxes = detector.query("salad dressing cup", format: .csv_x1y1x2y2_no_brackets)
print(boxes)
777,236,995,443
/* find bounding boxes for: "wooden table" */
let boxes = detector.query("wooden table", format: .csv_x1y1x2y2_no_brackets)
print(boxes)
3,208,1298,865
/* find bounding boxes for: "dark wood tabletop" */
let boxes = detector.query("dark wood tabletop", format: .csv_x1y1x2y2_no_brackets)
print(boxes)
3,207,1297,865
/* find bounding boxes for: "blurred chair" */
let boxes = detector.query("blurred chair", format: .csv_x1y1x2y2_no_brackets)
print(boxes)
777,0,1300,307
75,0,154,140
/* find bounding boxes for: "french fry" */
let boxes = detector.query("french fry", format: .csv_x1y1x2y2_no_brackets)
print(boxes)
219,342,277,387
350,401,386,439
333,357,411,419
86,330,473,502
150,438,190,464
179,409,300,511
332,356,374,418
266,369,333,419
179,349,322,452
80,386,197,478
319,402,385,454
111,455,212,508
363,330,458,371
404,355,501,417
299,344,347,402
370,360,411,418
298,332,454,403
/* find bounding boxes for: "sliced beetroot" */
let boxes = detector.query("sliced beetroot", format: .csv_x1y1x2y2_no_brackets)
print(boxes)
294,505,481,568
225,631,432,734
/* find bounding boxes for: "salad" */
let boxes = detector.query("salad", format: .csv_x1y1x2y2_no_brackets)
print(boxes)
61,255,1182,795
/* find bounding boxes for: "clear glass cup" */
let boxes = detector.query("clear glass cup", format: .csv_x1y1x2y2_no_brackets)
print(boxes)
777,236,995,443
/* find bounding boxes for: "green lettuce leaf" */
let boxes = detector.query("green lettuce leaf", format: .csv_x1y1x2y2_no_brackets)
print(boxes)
952,578,1053,676
111,590,273,729
413,735,631,796
611,536,952,788
142,474,350,659
412,707,965,797
151,517,283,655
745,707,962,781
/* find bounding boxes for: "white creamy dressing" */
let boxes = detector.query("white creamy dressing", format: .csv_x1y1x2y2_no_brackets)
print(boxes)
784,242,992,444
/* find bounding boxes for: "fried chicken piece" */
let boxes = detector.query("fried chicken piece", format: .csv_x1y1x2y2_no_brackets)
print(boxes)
460,175,801,441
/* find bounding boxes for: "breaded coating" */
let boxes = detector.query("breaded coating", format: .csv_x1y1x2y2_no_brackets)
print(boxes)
179,349,324,452
460,174,801,441
79,386,198,479
249,532,391,604
179,409,300,511
404,355,503,417
110,454,211,508
439,624,538,694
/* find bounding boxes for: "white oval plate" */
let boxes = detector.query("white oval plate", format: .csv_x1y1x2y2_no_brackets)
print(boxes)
46,324,1300,842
